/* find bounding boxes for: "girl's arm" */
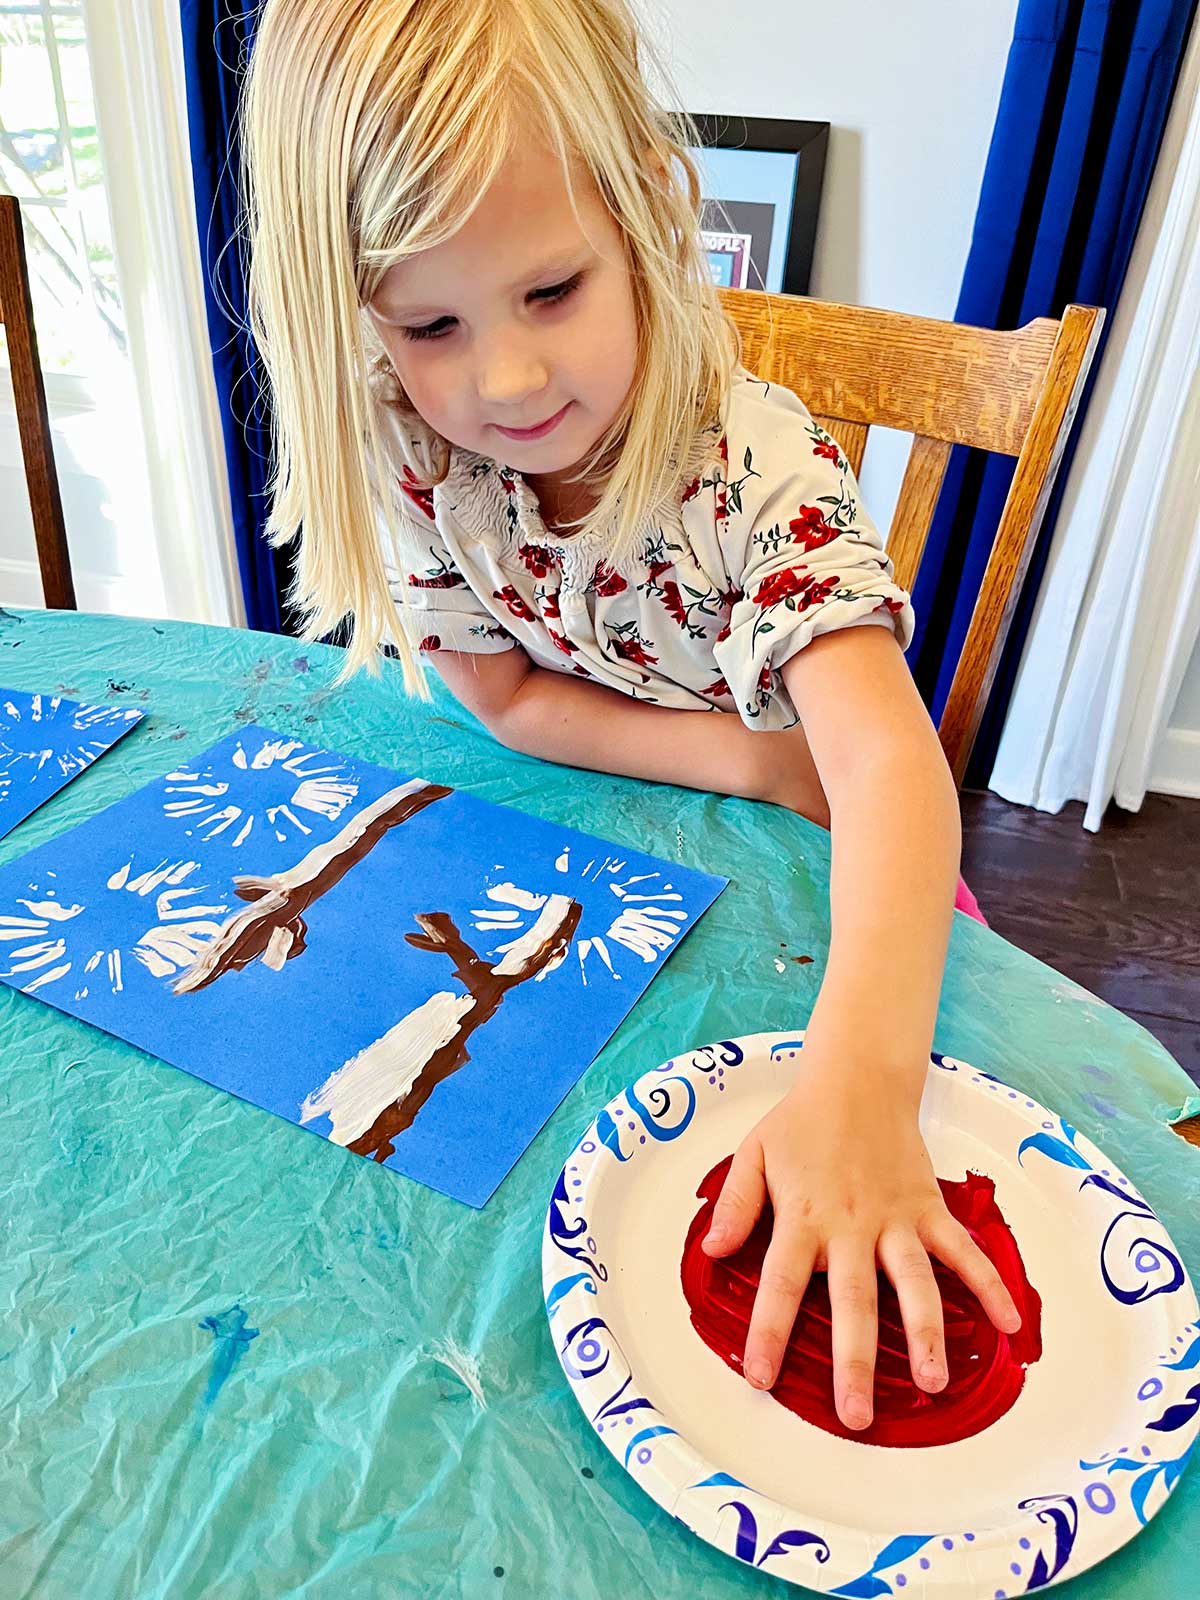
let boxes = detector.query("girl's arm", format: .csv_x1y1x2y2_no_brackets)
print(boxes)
428,647,820,806
702,623,1021,1429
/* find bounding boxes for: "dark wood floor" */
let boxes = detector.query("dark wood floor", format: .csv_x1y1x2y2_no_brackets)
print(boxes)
959,789,1200,1088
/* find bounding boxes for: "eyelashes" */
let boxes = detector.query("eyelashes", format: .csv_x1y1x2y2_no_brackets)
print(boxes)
399,271,585,342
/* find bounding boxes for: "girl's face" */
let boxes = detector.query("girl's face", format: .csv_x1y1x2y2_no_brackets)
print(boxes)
367,136,640,498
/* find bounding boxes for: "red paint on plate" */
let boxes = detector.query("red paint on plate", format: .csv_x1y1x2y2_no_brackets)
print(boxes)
680,1158,1043,1447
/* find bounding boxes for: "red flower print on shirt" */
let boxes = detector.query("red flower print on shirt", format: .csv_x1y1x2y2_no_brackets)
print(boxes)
752,569,841,611
539,589,562,620
517,543,557,578
614,638,657,668
787,505,840,553
399,465,435,521
812,439,841,464
682,474,702,504
659,580,688,627
418,634,441,653
591,561,628,596
498,469,518,495
702,676,730,699
607,622,659,673
493,585,536,620
547,627,578,656
874,596,905,616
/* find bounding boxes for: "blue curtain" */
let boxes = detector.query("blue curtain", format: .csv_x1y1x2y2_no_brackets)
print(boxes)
179,1,287,634
909,0,1197,786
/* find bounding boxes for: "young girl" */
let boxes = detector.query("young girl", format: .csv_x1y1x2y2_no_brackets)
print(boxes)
242,0,1021,1434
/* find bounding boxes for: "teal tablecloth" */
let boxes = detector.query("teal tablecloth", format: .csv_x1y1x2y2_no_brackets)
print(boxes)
1,608,1196,1599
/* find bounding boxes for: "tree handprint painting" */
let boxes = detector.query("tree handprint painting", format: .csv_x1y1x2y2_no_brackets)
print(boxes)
0,727,724,1204
0,689,143,840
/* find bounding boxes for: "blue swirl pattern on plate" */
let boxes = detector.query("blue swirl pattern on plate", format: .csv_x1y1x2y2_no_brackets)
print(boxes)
542,1037,1200,1595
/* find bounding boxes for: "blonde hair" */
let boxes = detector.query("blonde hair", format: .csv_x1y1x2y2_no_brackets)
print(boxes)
242,0,740,688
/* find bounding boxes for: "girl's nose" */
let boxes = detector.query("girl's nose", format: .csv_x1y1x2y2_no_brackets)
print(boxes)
476,342,550,412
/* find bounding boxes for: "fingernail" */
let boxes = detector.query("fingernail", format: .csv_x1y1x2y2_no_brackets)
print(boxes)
704,1226,727,1250
920,1358,945,1387
745,1358,772,1388
1004,1308,1022,1333
844,1397,872,1430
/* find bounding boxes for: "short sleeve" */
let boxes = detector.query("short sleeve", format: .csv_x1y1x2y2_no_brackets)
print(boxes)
374,405,515,658
712,382,914,725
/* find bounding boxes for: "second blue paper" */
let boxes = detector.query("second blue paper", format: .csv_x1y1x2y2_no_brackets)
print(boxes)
0,726,725,1205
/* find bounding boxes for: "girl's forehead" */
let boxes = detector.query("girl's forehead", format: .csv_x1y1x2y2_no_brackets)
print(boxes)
374,146,612,308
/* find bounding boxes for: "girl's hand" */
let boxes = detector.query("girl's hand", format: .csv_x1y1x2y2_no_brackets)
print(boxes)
702,1059,1022,1431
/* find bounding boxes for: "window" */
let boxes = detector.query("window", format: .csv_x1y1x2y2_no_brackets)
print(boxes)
0,1,125,393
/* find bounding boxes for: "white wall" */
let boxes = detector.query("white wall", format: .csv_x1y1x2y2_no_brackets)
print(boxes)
649,0,1021,523
1151,641,1200,799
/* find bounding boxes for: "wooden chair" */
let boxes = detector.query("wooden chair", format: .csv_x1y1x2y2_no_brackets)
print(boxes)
0,193,75,610
718,287,1104,784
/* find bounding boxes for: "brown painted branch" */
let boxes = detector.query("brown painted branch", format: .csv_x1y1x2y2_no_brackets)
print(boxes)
174,779,452,995
348,897,582,1163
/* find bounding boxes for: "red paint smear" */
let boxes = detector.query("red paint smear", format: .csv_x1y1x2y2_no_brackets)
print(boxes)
680,1157,1043,1448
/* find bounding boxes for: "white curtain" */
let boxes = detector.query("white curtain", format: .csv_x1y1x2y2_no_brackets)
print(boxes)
989,15,1200,831
84,0,245,627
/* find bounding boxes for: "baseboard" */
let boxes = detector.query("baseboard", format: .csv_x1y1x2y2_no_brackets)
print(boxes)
1149,726,1200,800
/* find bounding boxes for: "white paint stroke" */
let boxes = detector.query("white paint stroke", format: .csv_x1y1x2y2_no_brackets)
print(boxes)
486,883,547,912
133,922,225,979
774,957,787,974
555,847,570,873
492,894,575,976
299,990,476,1146
25,963,70,993
291,777,356,819
606,906,687,962
17,899,83,922
109,950,122,992
6,939,66,972
262,925,293,971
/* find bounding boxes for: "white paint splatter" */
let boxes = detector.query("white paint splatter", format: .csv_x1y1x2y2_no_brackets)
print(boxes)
606,906,687,962
555,847,570,873
299,990,477,1145
774,957,786,974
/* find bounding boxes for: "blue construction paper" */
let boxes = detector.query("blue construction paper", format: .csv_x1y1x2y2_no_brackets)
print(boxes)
0,725,725,1205
0,688,143,840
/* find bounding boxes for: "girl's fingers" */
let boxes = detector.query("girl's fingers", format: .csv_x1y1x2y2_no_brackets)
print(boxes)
921,1214,1022,1334
703,1140,768,1257
826,1237,879,1430
878,1228,947,1393
743,1216,817,1390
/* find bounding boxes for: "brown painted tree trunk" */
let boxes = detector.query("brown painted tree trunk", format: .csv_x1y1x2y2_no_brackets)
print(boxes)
174,779,451,995
347,896,582,1163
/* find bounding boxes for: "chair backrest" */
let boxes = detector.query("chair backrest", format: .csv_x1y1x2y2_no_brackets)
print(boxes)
717,286,1104,783
0,194,75,610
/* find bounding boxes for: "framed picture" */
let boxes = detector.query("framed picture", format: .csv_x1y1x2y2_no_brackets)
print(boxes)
686,115,830,298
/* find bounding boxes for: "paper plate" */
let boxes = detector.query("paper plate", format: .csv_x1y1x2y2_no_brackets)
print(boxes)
542,1034,1200,1596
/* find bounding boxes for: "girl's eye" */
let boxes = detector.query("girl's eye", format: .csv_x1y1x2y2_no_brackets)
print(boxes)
399,272,584,343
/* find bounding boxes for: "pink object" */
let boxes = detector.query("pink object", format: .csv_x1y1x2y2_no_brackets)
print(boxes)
955,875,988,926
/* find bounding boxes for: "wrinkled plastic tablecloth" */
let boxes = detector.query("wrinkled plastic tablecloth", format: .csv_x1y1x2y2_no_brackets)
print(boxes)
1,608,1196,1599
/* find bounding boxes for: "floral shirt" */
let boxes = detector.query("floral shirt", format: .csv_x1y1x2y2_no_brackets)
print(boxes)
376,365,914,730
